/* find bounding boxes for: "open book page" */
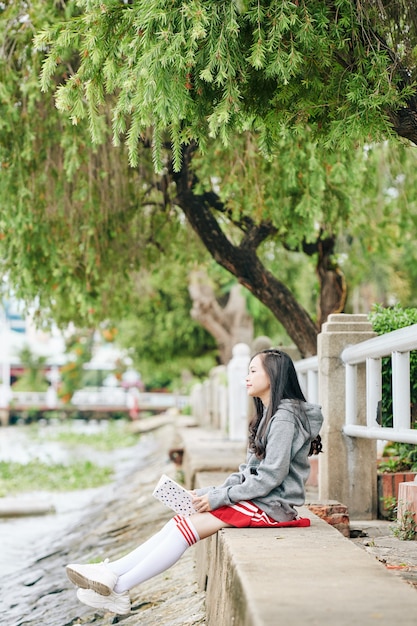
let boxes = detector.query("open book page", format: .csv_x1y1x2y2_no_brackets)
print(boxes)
152,474,197,516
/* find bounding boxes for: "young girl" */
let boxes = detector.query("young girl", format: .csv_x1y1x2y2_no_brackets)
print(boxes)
66,348,323,615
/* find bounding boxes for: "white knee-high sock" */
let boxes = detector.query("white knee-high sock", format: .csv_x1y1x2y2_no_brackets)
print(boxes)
108,518,177,576
113,515,200,593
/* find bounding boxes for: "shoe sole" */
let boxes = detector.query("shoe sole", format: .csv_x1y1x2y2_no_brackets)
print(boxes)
77,589,131,614
66,566,113,596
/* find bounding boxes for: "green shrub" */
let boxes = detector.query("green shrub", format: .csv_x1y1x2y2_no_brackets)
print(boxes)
369,304,417,471
368,304,417,428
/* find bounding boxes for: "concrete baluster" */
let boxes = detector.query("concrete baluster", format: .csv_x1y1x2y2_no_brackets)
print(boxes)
227,343,250,441
190,382,203,424
209,365,227,431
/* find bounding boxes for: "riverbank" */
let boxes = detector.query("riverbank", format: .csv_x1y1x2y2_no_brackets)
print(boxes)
0,417,155,578
3,412,417,625
0,416,206,625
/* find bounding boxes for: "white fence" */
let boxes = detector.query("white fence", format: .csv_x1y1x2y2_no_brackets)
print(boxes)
6,389,189,412
295,323,417,446
294,356,319,404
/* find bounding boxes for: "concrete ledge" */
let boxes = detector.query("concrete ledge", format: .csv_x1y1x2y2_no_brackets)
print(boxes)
179,426,417,623
179,426,245,489
192,471,417,625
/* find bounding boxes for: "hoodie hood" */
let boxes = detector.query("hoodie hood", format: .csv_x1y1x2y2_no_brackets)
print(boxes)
279,398,323,441
303,401,324,439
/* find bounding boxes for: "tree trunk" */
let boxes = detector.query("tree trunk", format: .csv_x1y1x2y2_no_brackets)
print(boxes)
302,236,347,328
188,270,254,363
173,147,319,358
389,105,417,145
316,239,347,327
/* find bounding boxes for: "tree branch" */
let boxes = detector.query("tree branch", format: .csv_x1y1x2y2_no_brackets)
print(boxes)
172,144,319,357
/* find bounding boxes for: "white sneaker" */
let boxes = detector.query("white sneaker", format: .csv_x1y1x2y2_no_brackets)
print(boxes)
66,560,118,596
77,587,131,615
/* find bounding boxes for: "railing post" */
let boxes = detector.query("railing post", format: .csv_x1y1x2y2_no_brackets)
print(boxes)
318,314,377,519
227,343,250,441
366,357,381,427
392,351,410,430
209,365,227,431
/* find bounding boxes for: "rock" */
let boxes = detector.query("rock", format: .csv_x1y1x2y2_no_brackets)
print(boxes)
0,498,56,517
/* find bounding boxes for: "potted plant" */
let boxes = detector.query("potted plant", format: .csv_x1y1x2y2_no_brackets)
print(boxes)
377,442,417,519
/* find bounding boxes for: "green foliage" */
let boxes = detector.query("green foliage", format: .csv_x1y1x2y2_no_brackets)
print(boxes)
192,133,365,249
380,495,397,521
12,347,48,392
391,504,417,541
369,303,417,427
35,0,412,168
0,0,197,327
379,446,417,473
115,264,218,389
0,459,113,496
42,420,140,451
1,0,417,372
341,143,417,307
370,303,417,472
59,331,94,402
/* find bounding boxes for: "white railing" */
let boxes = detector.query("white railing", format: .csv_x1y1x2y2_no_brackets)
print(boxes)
295,324,417,444
341,323,417,444
6,389,189,411
71,389,189,410
71,387,128,407
295,356,319,404
11,391,49,406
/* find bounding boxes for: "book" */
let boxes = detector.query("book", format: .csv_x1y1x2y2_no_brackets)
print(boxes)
152,474,197,516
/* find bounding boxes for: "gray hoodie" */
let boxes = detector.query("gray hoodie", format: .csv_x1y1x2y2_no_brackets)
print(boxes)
195,399,324,522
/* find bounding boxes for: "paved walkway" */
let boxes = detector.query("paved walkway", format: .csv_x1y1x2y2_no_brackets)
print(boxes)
305,487,417,591
350,519,417,591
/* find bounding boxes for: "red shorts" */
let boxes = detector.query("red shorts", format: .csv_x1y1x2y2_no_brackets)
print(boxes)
210,500,310,528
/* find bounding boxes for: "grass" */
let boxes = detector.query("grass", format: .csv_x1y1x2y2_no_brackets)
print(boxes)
0,419,140,496
0,459,113,496
42,420,141,451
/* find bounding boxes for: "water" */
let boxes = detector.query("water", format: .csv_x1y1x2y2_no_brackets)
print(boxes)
0,488,104,576
0,421,151,577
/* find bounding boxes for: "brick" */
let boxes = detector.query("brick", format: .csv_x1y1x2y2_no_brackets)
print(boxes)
306,501,350,537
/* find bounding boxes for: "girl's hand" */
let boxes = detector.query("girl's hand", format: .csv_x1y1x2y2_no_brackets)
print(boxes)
192,493,212,513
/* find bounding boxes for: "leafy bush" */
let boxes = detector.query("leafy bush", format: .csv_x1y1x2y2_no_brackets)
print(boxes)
369,304,417,471
369,304,417,427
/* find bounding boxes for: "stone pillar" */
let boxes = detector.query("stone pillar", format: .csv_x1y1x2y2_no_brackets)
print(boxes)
201,379,211,427
209,365,226,430
318,314,377,519
227,343,250,441
190,383,203,423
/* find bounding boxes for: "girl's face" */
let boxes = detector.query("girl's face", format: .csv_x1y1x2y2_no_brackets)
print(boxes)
246,355,270,406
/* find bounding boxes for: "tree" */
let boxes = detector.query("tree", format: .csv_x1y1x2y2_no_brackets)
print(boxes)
114,263,219,388
12,347,48,392
188,269,254,363
2,1,417,362
338,141,417,310
36,0,417,166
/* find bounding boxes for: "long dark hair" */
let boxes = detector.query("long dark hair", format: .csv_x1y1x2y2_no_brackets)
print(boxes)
248,349,306,459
